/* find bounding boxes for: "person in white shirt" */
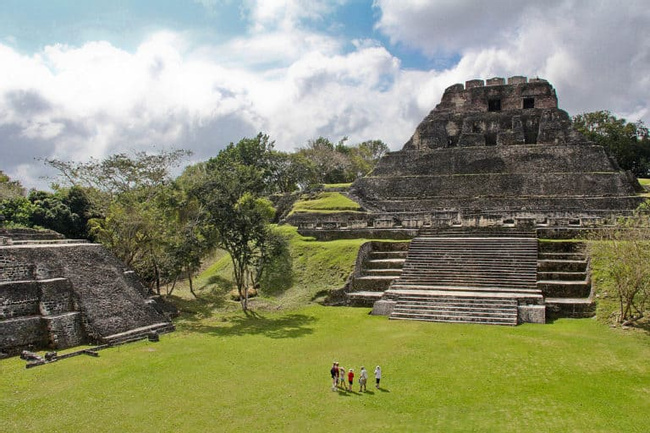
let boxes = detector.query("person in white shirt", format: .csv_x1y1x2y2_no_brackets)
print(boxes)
374,365,382,389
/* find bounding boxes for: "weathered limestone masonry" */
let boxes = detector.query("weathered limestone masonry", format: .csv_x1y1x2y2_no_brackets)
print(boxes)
312,76,645,325
350,76,644,225
0,230,173,357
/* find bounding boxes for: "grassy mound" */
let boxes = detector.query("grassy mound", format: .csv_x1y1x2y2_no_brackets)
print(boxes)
2,306,649,432
289,191,362,214
172,225,368,311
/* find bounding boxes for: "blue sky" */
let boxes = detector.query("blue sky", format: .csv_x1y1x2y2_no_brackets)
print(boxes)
0,0,648,189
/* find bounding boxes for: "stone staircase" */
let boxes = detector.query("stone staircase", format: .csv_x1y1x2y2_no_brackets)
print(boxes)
537,241,594,318
346,242,408,306
379,229,544,325
388,290,519,325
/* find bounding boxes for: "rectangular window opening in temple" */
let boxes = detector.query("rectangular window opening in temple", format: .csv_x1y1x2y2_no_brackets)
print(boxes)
488,99,501,112
523,97,535,109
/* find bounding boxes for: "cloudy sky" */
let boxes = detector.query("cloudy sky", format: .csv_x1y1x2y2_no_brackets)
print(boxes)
1,0,649,189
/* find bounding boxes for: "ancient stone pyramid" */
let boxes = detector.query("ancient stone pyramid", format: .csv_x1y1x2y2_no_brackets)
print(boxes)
351,76,643,226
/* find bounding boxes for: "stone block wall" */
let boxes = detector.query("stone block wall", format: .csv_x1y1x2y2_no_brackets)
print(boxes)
0,241,172,356
0,281,40,319
370,145,619,177
44,312,85,349
0,316,47,354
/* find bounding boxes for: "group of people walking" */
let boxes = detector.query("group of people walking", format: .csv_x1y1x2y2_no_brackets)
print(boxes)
330,362,381,392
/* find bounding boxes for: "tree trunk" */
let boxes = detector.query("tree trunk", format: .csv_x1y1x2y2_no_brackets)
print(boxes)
166,275,178,296
187,266,198,299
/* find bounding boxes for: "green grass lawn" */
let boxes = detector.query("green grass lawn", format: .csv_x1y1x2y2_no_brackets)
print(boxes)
289,191,362,214
2,306,649,433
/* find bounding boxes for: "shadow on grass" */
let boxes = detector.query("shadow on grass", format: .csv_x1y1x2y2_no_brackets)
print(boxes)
205,275,233,291
185,313,318,339
167,290,227,322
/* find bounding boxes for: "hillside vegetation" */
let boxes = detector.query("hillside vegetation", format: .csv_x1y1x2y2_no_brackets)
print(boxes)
172,225,368,311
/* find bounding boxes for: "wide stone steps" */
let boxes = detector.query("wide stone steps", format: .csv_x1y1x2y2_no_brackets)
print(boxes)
389,295,518,326
537,240,593,317
418,228,537,238
390,283,541,295
347,242,409,299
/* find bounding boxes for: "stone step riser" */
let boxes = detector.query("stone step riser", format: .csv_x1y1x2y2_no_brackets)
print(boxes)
395,279,536,287
537,261,587,272
390,314,517,325
394,307,517,316
352,279,394,292
537,272,587,281
538,242,586,254
404,259,537,266
395,312,517,320
539,285,592,298
397,299,516,306
408,247,535,252
391,286,539,295
369,252,408,259
362,269,403,276
365,261,405,270
402,269,537,277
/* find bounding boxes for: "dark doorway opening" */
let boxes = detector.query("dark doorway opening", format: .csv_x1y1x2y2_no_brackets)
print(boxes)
485,133,497,146
488,99,501,112
523,97,535,109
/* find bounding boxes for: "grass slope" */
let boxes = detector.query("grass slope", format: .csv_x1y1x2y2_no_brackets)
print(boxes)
176,225,368,310
289,191,361,214
2,306,649,432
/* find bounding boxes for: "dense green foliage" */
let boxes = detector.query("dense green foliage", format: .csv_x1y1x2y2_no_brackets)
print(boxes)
2,307,649,433
296,137,389,184
0,181,94,239
573,110,650,177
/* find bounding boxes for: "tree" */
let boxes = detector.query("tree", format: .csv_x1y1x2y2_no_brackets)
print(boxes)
0,170,25,200
46,149,192,291
194,134,277,311
587,213,650,326
297,137,389,184
28,187,94,239
573,111,650,177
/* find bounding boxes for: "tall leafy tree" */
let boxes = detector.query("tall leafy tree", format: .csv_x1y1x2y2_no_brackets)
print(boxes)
587,212,650,326
193,134,277,311
46,149,191,291
573,111,650,177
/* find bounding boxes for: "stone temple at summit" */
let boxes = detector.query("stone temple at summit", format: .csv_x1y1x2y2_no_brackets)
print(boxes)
349,75,644,227
290,75,645,326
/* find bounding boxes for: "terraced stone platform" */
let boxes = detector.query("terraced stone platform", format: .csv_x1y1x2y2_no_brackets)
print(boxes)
0,231,174,356
367,229,546,325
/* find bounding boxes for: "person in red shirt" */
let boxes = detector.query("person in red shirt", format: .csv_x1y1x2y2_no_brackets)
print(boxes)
347,368,354,391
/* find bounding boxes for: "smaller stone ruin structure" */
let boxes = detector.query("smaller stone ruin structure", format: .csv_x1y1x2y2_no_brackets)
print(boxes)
0,229,174,357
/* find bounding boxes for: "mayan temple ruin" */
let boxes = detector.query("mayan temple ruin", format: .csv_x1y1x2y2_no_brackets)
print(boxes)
2,75,646,357
291,76,644,325
0,229,175,357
